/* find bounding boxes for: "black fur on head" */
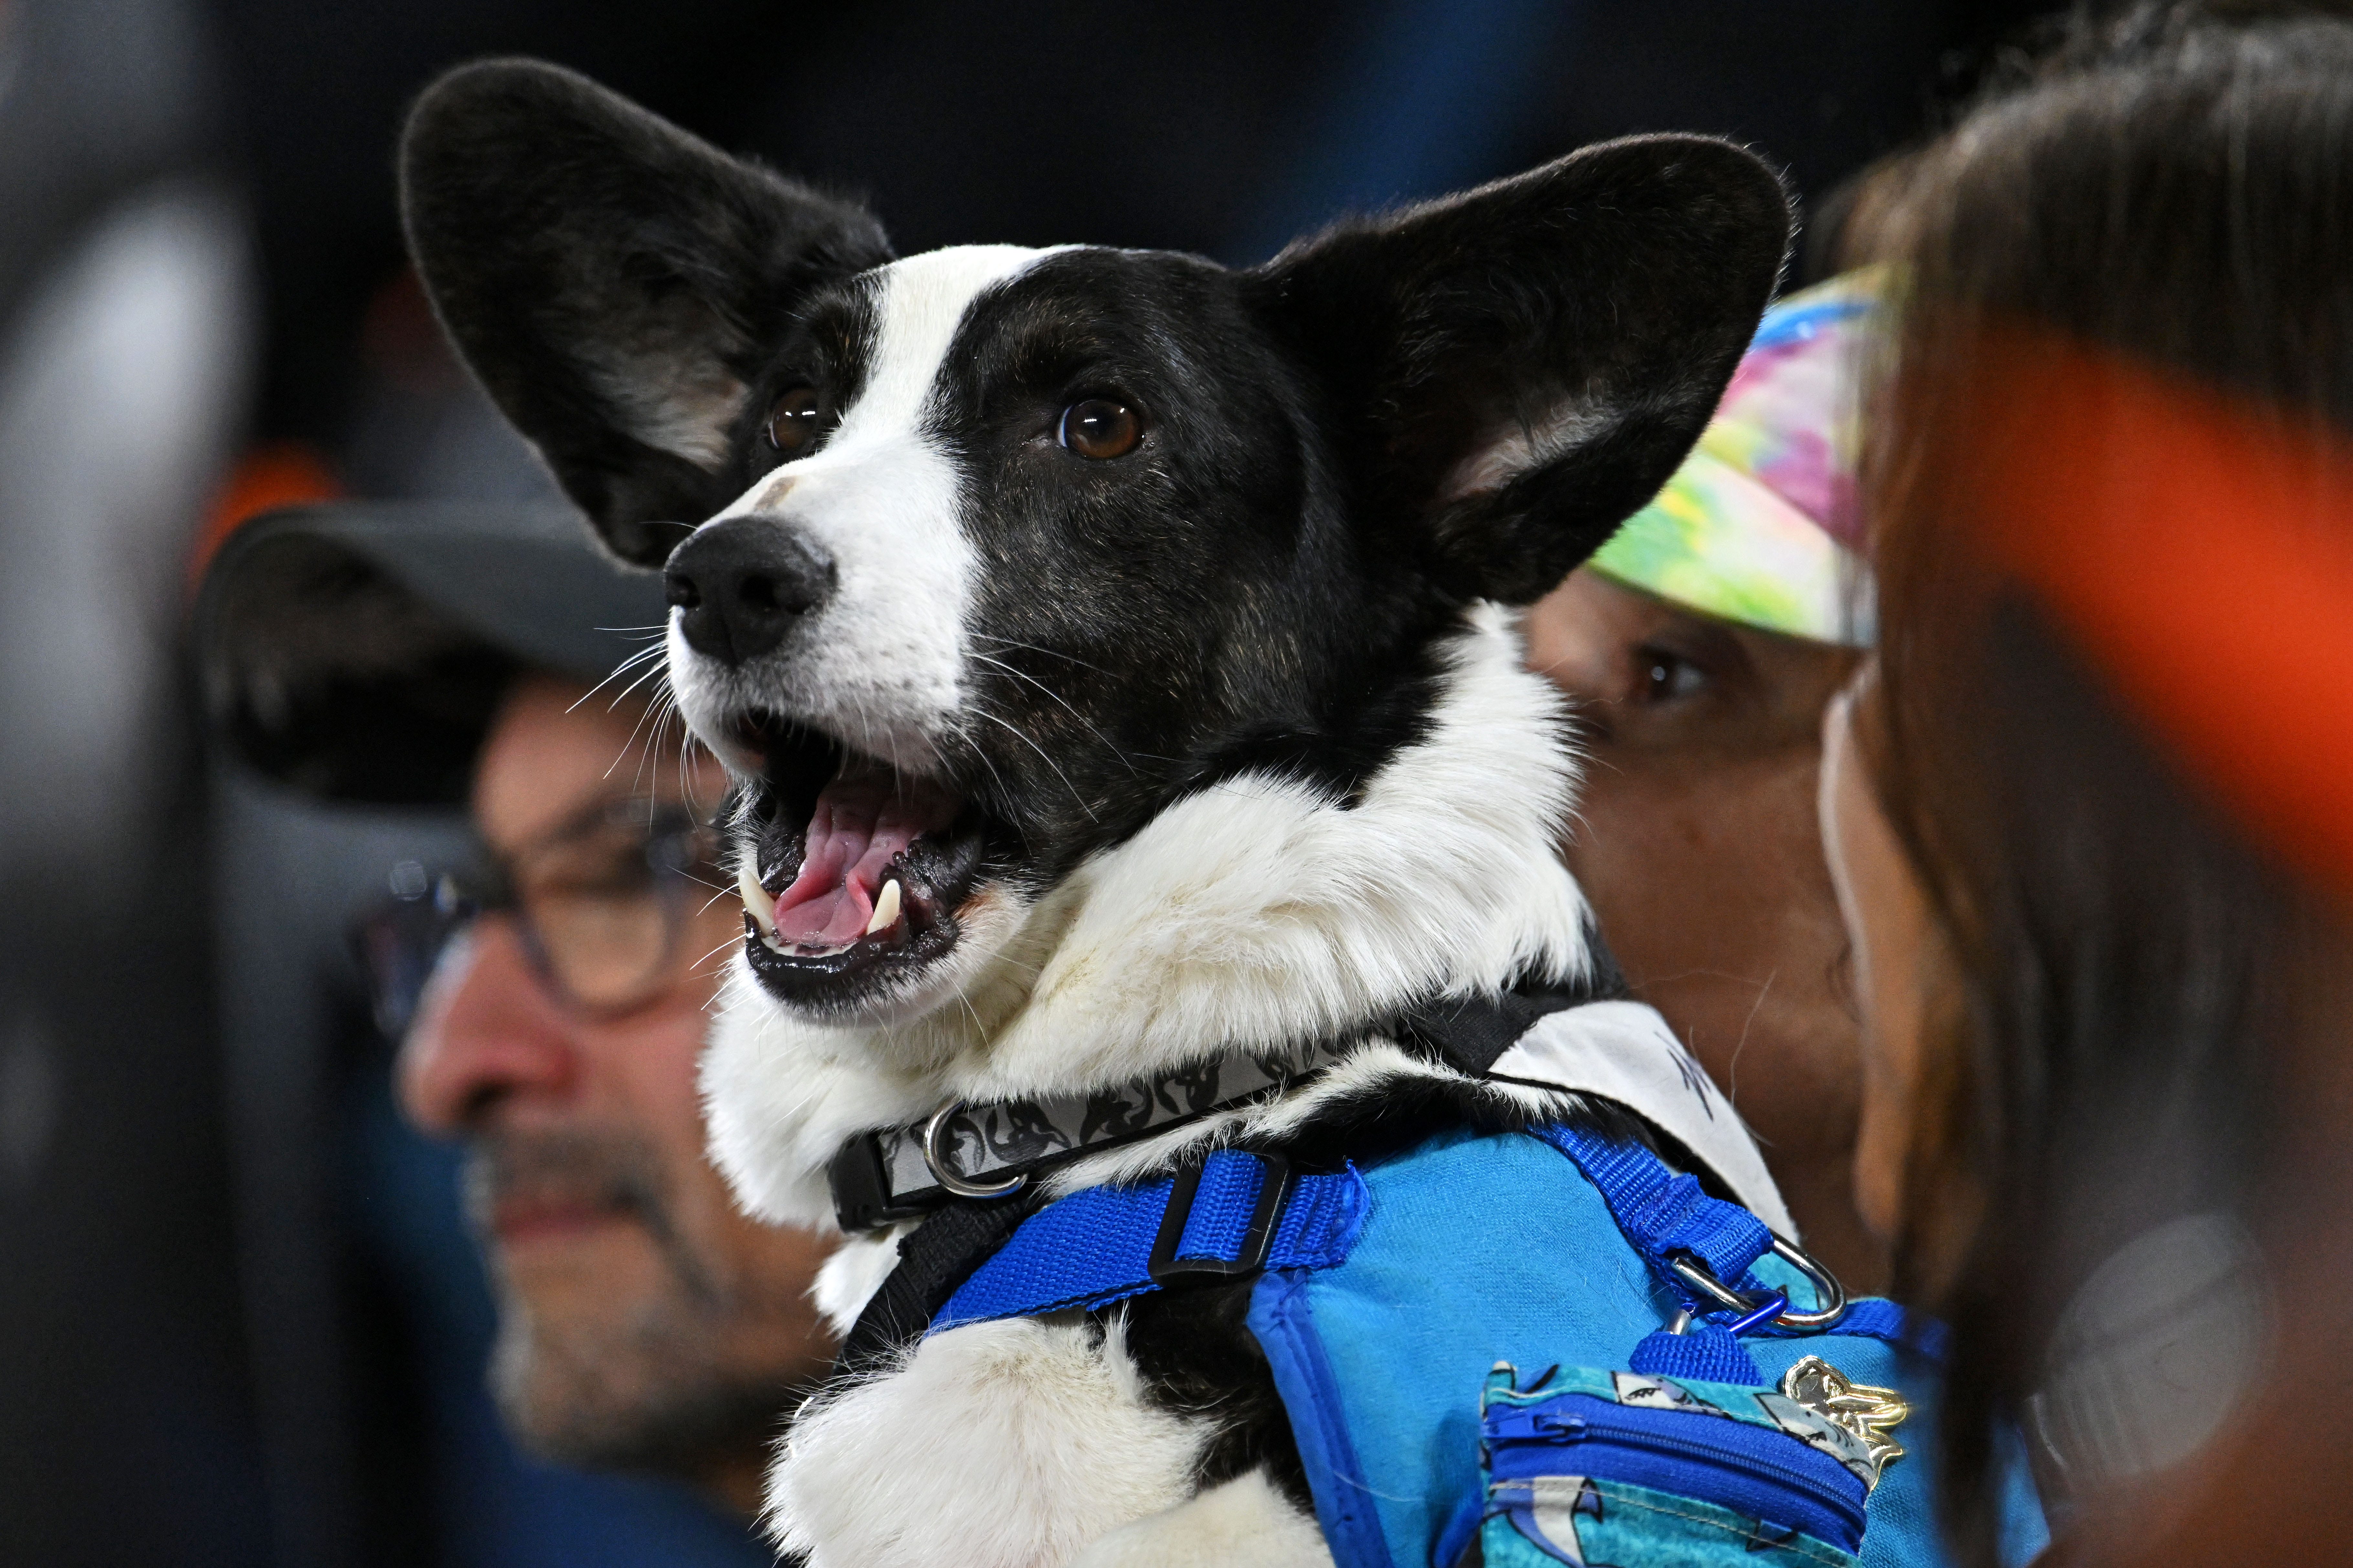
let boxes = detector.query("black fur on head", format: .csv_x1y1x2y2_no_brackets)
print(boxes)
400,58,1791,1017
399,59,893,566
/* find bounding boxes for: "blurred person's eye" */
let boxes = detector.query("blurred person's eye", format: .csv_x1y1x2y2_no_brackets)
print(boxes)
1577,623,1747,748
507,808,717,1013
527,844,657,901
1636,645,1710,706
765,385,830,456
1057,397,1142,459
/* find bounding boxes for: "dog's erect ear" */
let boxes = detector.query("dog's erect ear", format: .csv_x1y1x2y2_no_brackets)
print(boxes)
400,60,892,565
1255,135,1790,604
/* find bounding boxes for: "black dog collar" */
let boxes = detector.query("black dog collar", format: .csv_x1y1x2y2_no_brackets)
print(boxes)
827,1037,1359,1231
823,962,1629,1232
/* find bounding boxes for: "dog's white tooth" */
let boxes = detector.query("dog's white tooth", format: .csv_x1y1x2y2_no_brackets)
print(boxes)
738,857,777,936
865,879,902,936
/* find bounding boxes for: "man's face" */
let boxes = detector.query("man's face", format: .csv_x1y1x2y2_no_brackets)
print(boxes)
1525,567,1878,1284
397,673,832,1511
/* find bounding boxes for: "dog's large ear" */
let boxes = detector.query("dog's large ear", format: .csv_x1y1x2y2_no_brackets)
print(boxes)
1255,135,1790,604
400,60,892,565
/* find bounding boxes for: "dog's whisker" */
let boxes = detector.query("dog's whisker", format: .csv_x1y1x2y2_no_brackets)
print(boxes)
600,657,670,721
629,700,666,799
943,964,996,1040
944,712,1025,821
652,692,687,797
627,693,672,793
676,713,717,819
976,950,1042,979
687,931,746,976
567,643,669,712
969,706,1096,822
968,653,1141,779
971,633,1110,676
605,672,675,782
941,719,1016,821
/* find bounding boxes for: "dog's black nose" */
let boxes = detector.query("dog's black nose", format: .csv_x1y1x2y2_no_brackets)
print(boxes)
664,516,835,665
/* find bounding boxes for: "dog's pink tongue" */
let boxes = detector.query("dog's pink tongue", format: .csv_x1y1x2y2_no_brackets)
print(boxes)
772,770,961,948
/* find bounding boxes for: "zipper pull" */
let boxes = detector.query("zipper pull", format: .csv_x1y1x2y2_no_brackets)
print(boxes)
1484,1405,1590,1443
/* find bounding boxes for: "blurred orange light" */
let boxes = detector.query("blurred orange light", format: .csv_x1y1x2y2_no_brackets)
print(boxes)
188,440,343,590
1958,330,2353,897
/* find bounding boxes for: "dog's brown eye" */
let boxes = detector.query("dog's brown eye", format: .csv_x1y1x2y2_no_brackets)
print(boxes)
1058,398,1141,460
765,386,827,456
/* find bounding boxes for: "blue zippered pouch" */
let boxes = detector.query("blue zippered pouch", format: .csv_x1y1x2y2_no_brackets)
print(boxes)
1473,1362,1897,1568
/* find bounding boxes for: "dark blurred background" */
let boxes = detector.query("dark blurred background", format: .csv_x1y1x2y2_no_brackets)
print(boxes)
0,2,2057,1563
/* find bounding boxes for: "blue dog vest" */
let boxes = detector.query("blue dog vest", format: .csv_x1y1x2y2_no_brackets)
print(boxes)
920,1006,2049,1568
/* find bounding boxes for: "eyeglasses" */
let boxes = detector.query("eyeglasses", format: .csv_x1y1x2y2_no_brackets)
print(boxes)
354,799,729,1035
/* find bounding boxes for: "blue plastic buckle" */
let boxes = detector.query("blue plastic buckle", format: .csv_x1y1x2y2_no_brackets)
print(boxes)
1147,1153,1293,1281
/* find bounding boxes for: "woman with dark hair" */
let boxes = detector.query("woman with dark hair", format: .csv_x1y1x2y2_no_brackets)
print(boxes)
1820,4,2353,1563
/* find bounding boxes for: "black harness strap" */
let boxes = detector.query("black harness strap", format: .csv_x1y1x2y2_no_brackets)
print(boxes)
836,1195,1043,1372
1395,933,1628,1075
1399,986,1588,1075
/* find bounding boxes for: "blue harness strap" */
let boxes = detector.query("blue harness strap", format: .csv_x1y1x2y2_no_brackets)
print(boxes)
927,1128,1943,1366
1531,1124,1949,1379
1532,1124,1784,1381
1535,1124,1778,1295
932,1149,1369,1333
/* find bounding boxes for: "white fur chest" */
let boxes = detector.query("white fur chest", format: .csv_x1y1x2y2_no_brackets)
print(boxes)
766,1314,1328,1568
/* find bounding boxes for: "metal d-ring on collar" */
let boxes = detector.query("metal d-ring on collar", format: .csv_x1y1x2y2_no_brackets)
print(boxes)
1668,1238,1848,1332
923,1102,1029,1200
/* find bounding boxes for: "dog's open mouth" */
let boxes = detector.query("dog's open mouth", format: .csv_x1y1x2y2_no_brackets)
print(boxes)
729,714,988,1007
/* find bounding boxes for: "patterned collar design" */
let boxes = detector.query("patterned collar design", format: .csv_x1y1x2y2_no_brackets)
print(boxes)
827,1036,1361,1230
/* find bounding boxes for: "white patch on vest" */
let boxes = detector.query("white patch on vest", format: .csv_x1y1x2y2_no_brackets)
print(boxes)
700,604,1596,1228
1490,1000,1797,1239
670,245,1056,776
766,1313,1211,1568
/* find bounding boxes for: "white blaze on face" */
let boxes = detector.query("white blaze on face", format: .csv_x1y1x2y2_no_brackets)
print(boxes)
668,244,1059,776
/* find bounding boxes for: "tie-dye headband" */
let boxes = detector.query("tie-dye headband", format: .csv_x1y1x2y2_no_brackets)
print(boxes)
1588,269,1883,646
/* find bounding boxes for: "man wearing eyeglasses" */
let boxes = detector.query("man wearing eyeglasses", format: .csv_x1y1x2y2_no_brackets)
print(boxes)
396,669,827,1512
202,503,834,1547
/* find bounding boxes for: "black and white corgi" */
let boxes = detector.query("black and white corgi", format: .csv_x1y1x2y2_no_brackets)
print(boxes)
402,59,1791,1567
